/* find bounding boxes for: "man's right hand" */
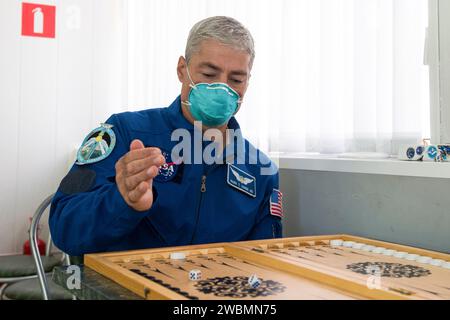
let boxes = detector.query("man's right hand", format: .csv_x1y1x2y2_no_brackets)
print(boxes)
115,139,165,212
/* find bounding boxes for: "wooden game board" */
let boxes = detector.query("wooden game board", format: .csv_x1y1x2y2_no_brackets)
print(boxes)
232,235,450,300
84,235,450,300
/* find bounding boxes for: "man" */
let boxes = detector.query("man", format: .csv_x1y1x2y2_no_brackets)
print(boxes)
50,16,283,256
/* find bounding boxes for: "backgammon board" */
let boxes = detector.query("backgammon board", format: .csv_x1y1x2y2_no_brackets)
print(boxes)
84,235,450,300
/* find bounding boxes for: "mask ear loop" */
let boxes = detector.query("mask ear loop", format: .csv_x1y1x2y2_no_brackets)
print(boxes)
232,86,243,116
233,99,242,116
186,65,197,89
233,72,249,114
181,62,198,107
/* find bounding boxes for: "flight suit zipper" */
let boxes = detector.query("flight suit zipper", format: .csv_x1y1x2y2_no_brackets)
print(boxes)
190,149,233,244
200,175,207,192
190,174,207,244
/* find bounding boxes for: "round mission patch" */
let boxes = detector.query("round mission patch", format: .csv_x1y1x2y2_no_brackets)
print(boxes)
76,123,116,165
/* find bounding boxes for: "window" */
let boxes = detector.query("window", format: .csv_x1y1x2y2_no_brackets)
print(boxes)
126,0,431,155
437,0,450,143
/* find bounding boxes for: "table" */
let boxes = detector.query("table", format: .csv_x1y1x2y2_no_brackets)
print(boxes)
52,265,142,300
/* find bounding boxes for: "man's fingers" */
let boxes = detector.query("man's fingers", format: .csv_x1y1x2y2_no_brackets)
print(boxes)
125,154,165,175
124,147,162,163
128,181,149,203
124,166,158,190
147,166,160,179
130,139,145,151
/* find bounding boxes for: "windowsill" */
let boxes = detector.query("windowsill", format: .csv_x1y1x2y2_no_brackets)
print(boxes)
271,152,450,179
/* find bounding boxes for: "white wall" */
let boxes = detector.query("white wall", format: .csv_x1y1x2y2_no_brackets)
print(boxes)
280,169,450,253
0,0,125,255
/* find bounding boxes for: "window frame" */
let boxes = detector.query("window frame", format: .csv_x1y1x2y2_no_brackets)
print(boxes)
428,0,440,143
438,0,450,143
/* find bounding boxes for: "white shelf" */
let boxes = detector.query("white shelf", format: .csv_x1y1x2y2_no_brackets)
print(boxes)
272,153,450,179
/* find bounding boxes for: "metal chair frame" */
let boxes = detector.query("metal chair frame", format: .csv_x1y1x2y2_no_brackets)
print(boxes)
0,194,69,300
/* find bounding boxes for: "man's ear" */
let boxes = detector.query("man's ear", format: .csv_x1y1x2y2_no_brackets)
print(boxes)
177,56,187,82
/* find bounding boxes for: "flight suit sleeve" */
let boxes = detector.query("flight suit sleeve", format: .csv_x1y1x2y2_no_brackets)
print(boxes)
49,114,159,256
246,171,283,240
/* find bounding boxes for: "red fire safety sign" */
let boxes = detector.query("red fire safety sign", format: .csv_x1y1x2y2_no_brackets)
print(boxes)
21,2,56,38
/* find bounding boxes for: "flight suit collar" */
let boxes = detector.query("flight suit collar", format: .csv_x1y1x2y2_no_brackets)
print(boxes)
164,95,195,131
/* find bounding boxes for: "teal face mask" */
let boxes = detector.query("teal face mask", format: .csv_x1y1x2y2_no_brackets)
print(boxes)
182,66,241,127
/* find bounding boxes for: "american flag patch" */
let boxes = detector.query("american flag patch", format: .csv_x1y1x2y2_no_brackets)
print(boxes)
270,189,283,219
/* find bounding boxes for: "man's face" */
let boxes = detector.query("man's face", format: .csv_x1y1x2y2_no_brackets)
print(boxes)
177,39,252,109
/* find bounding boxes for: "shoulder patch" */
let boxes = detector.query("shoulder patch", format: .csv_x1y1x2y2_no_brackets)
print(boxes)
59,169,96,195
76,123,116,165
270,189,283,219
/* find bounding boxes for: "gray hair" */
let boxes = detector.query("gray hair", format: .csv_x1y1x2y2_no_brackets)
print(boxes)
185,16,255,68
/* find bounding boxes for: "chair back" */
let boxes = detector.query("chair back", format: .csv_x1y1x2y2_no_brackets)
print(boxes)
30,194,55,300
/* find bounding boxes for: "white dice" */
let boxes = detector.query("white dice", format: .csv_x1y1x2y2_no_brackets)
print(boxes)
188,269,202,281
248,274,261,289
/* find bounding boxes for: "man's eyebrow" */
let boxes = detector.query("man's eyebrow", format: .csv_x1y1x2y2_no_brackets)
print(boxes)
229,70,248,76
199,62,222,72
199,62,248,76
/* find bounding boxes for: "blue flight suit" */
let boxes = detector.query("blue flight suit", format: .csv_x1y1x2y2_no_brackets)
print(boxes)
49,96,282,256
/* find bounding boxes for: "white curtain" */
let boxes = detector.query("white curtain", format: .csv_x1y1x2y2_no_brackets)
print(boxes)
124,0,430,155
